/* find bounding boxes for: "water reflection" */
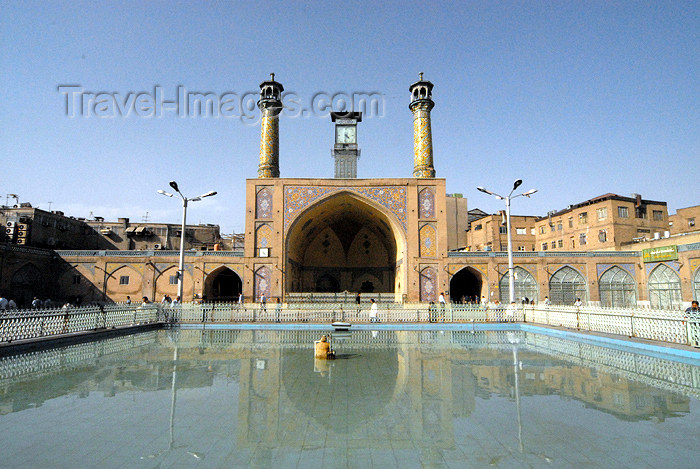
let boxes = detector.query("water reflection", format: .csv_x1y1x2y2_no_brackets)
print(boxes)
1,329,699,467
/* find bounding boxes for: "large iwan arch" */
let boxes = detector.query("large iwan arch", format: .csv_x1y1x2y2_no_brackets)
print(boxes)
285,191,407,300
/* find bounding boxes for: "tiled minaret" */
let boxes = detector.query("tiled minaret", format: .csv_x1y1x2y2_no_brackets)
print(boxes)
409,73,435,178
257,73,284,178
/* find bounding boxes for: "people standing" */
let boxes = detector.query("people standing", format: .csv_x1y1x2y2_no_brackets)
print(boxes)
505,302,517,322
275,297,282,322
125,295,131,305
574,298,582,308
355,292,361,316
685,300,699,319
369,298,378,322
260,294,266,312
544,296,551,306
438,292,446,321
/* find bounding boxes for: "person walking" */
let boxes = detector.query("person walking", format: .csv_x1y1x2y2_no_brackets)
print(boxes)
275,297,282,322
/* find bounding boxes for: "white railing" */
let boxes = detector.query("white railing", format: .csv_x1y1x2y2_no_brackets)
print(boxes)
3,302,698,348
0,304,161,343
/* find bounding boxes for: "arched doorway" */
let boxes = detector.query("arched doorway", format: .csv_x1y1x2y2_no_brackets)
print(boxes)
204,267,242,302
449,267,482,303
10,263,43,307
285,192,405,298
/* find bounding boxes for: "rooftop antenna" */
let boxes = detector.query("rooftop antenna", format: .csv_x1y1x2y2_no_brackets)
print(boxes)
6,194,19,206
142,211,150,223
48,202,54,212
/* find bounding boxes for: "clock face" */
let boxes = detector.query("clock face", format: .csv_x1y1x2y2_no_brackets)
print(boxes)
336,125,356,144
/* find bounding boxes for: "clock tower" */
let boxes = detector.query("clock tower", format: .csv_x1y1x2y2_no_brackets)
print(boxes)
331,111,362,178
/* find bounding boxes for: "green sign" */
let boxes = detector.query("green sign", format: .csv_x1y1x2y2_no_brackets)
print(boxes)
642,245,678,263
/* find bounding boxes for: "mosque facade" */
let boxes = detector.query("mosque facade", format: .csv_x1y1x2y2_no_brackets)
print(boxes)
2,75,700,308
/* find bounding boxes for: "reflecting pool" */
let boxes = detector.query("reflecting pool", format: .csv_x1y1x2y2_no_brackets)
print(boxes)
1,329,699,468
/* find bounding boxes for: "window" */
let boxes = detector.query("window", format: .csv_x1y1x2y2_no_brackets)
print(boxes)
549,266,587,305
557,223,562,231
517,246,526,251
72,275,81,285
550,224,555,232
635,206,647,219
530,228,536,235
541,243,548,251
499,267,538,304
599,266,637,307
652,210,663,221
689,218,696,228
648,264,682,309
579,233,587,245
550,241,556,249
618,206,629,218
540,226,546,234
568,217,574,228
499,226,507,234
474,224,482,231
119,275,129,285
169,275,178,285
557,239,563,248
516,227,527,235
579,212,588,224
597,207,607,220
598,230,607,242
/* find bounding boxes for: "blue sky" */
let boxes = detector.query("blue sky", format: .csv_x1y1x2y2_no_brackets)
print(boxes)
1,1,698,233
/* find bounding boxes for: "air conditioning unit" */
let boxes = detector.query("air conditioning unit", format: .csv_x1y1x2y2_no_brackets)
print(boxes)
5,227,15,235
16,238,27,245
154,244,162,250
17,223,29,230
17,230,28,238
47,237,56,246
6,221,16,228
100,228,112,235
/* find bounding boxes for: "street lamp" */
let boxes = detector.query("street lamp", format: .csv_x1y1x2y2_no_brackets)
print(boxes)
477,180,537,304
158,181,217,302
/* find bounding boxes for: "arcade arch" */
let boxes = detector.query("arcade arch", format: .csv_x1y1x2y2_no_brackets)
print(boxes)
499,267,537,304
449,267,482,303
693,267,700,303
598,266,637,307
549,266,587,305
285,192,406,299
203,266,242,302
648,264,682,309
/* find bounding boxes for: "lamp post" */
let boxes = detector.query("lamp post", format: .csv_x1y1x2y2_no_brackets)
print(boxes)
158,181,217,302
477,180,537,304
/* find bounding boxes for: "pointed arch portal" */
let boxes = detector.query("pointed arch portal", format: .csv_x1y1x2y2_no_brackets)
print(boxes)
285,192,405,298
204,267,242,302
449,267,482,303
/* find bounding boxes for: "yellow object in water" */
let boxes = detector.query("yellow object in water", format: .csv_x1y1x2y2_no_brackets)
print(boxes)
314,336,331,359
